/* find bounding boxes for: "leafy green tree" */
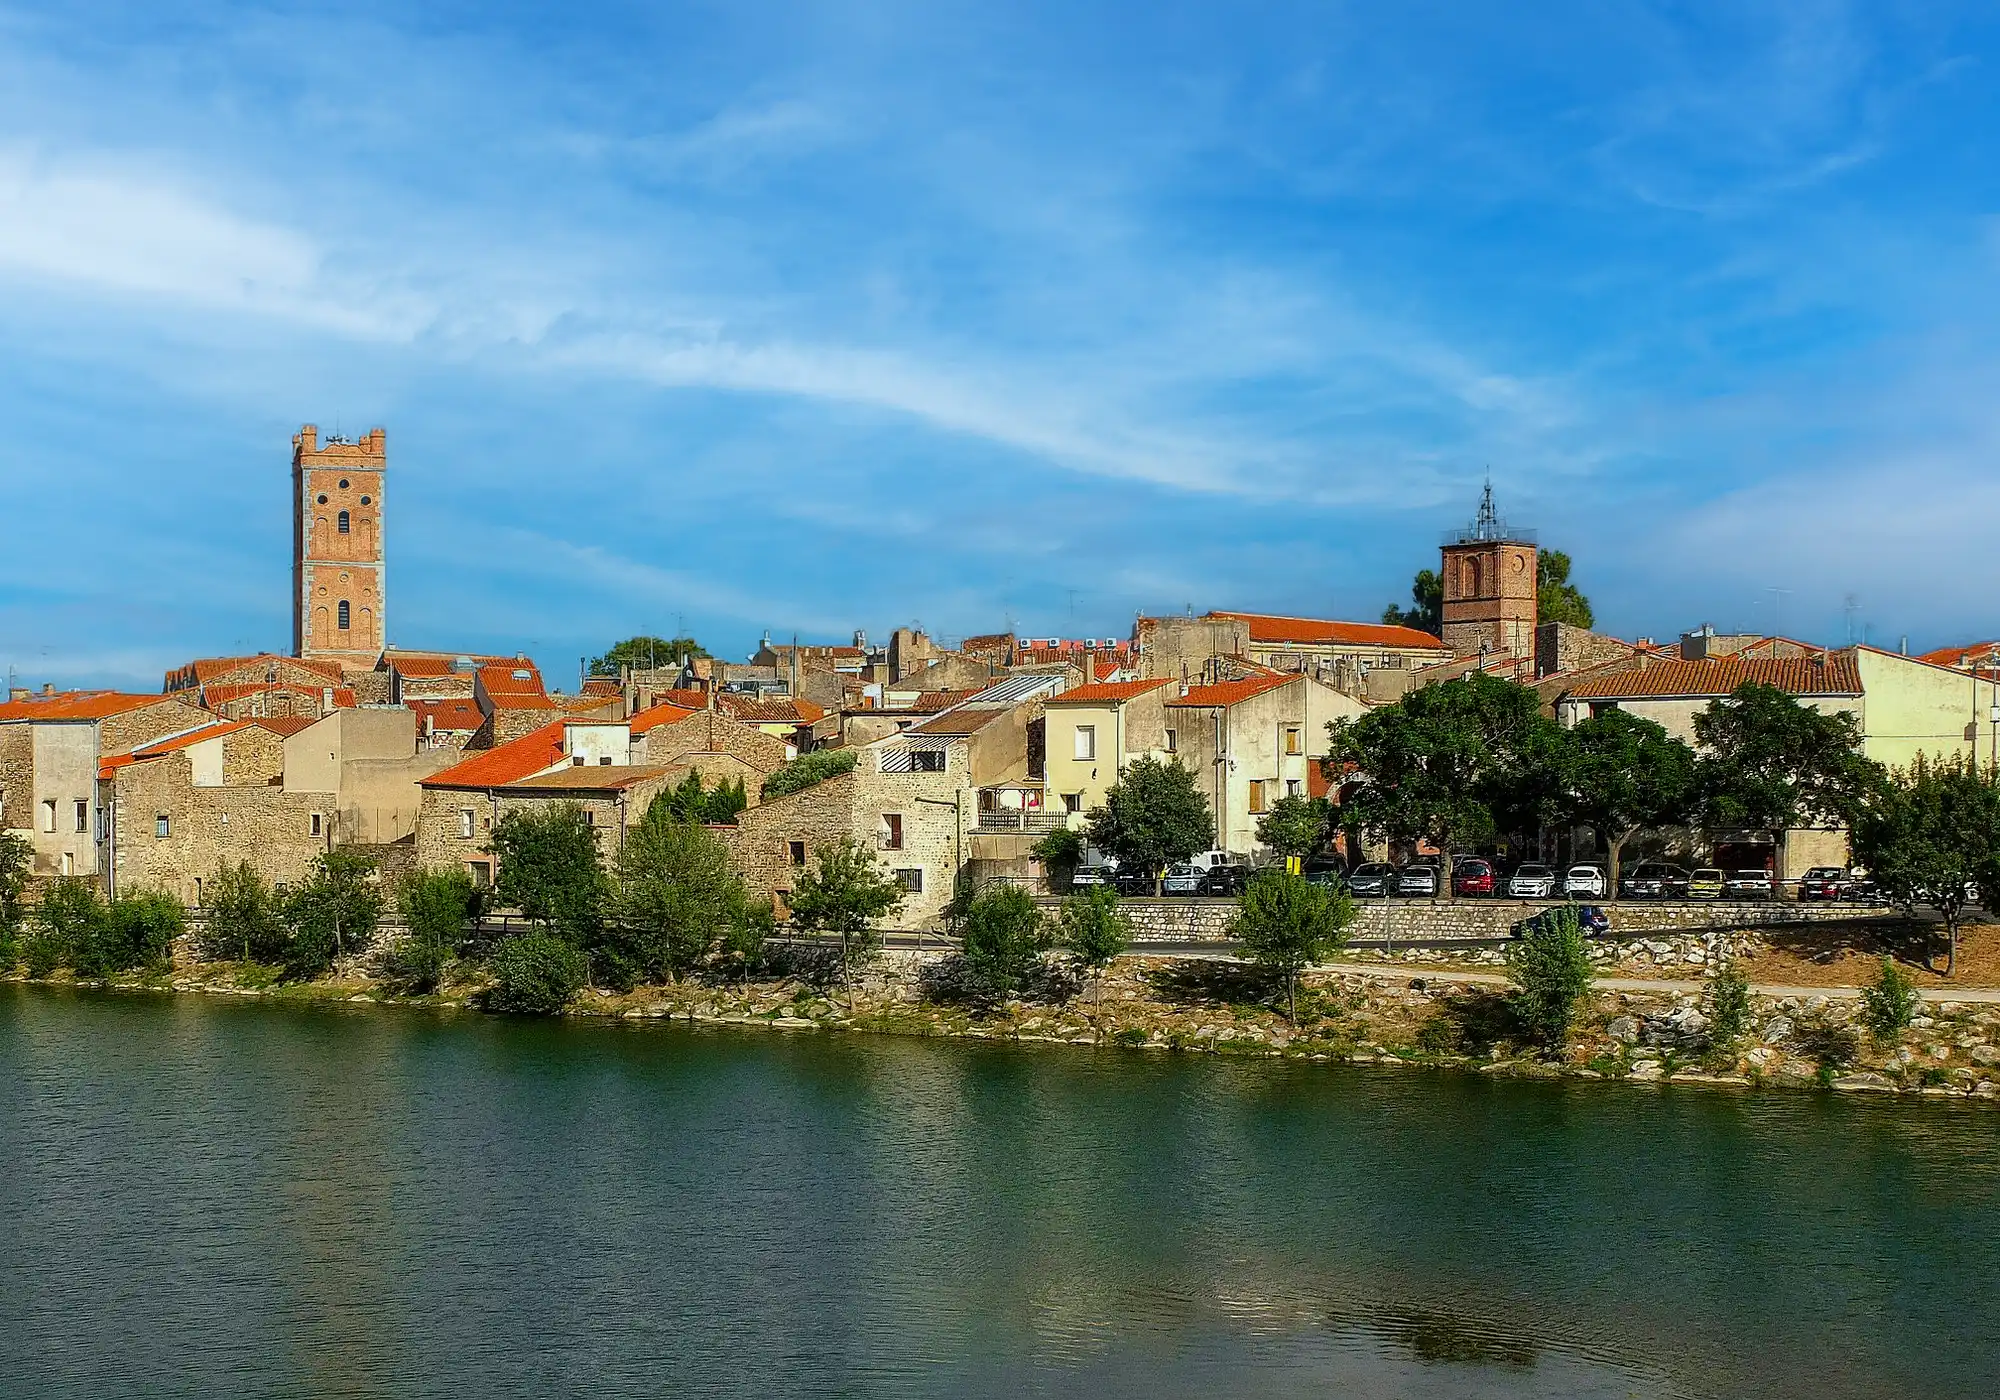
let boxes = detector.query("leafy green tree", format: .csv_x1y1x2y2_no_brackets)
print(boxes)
386,866,480,993
610,797,747,984
199,861,289,964
78,889,186,977
1029,826,1085,893
1505,905,1595,1053
485,932,588,1015
723,897,776,989
1559,708,1699,897
590,635,709,674
0,831,31,962
1056,885,1131,1013
1536,550,1594,629
959,885,1052,1003
1705,960,1752,1048
1231,868,1356,1021
788,837,904,998
659,770,747,825
487,803,608,946
1860,956,1922,1039
1326,671,1558,897
282,850,385,981
28,878,106,975
1854,754,2000,976
1694,682,1883,856
1084,757,1214,893
1256,794,1334,863
1382,568,1443,635
761,748,859,800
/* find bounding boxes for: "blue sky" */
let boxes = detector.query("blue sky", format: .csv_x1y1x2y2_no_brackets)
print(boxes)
4,1,2000,690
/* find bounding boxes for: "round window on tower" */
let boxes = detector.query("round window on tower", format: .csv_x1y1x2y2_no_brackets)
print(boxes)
360,495,371,505
339,478,350,489
317,494,328,505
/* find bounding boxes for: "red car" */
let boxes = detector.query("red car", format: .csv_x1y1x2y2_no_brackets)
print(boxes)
1452,858,1496,897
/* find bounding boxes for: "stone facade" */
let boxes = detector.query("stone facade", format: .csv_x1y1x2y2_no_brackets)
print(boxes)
635,710,790,779
1440,536,1537,658
102,748,330,904
1535,622,1638,680
292,425,386,667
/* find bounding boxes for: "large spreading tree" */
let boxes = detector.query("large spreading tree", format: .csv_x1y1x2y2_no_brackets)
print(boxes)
486,803,609,948
1536,551,1595,630
1559,707,1699,896
1851,754,2000,977
1693,682,1883,861
1324,671,1559,895
590,635,710,674
1084,757,1214,892
610,795,751,985
1381,569,1443,635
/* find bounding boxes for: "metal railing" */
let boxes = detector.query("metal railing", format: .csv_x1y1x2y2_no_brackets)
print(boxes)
971,810,1070,833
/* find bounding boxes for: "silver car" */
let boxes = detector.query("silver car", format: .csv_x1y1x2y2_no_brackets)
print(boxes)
1508,863,1556,898
1397,864,1440,897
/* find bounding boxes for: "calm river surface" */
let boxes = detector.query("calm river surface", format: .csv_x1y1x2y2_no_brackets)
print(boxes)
3,985,1998,1399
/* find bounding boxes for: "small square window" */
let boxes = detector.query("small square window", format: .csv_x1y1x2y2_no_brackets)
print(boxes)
788,840,807,866
459,809,476,839
895,868,924,893
1073,724,1096,761
1283,725,1302,756
599,756,613,765
74,800,88,834
1248,781,1269,815
1286,778,1302,797
311,813,323,837
1163,728,1177,753
881,813,904,850
1062,792,1082,814
155,814,170,838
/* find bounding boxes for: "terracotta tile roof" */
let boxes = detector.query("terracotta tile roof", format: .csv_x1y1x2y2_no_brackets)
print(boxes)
581,678,622,696
1562,652,1865,701
388,657,457,678
422,720,570,790
1045,679,1175,706
201,681,357,707
961,633,1014,655
629,698,705,736
716,694,823,725
1166,674,1299,708
1207,611,1447,650
248,715,318,738
98,722,249,779
1919,641,2000,669
507,765,671,793
477,662,548,697
408,698,484,731
0,692,184,723
179,654,345,686
910,688,981,712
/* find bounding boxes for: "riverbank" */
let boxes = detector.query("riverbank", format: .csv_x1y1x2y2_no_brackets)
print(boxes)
11,931,2000,1101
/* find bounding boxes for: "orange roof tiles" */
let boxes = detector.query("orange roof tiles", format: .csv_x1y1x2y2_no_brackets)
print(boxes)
507,766,671,793
1920,641,2000,669
180,654,345,686
1166,674,1299,708
1208,611,1447,650
1045,679,1175,706
629,698,704,736
97,722,249,779
388,657,457,678
477,662,548,696
408,698,484,731
909,688,981,712
0,692,183,723
716,694,821,725
201,681,357,707
422,720,570,790
1562,652,1864,701
248,715,318,738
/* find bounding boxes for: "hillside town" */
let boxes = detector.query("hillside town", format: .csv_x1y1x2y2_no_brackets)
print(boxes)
7,423,1999,937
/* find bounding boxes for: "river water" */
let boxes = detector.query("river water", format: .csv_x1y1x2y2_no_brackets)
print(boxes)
2,985,1996,1399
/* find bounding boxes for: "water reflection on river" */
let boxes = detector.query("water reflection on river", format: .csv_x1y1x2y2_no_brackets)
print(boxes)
2,985,1995,1398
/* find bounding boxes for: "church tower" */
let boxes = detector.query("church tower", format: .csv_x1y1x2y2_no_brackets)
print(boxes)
1439,482,1537,658
292,425,386,667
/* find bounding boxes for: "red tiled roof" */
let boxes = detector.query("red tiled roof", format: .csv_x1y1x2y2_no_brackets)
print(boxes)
629,698,703,736
477,662,548,697
1045,679,1174,705
181,654,345,686
1166,674,1299,708
507,765,671,793
98,722,248,779
0,692,185,723
389,657,457,678
201,681,356,707
408,698,484,731
1208,611,1447,650
422,720,570,789
581,678,622,696
910,688,981,712
487,693,559,711
248,715,318,738
1919,641,2000,669
1562,653,1864,701
716,694,823,725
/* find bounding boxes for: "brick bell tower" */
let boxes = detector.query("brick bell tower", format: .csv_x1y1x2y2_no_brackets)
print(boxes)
292,425,386,668
1439,480,1537,658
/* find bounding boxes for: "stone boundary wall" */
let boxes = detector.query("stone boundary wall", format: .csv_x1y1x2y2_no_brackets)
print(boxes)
1033,896,1896,944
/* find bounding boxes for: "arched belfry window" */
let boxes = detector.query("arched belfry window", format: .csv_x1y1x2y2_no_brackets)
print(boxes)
338,600,351,630
338,510,351,534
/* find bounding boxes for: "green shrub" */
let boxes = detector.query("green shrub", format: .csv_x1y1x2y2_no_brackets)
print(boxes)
380,937,452,995
281,851,383,981
1505,905,1595,1053
959,886,1052,1003
1056,885,1131,1011
1861,957,1922,1039
485,933,588,1015
30,879,106,975
86,889,186,976
760,748,858,800
399,866,480,952
199,862,288,964
1705,960,1752,1046
1029,827,1085,892
1231,869,1355,1021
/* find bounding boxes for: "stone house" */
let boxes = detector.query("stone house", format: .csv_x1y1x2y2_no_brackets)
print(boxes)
1137,613,1448,697
280,707,461,845
1,691,216,878
630,708,790,787
1162,674,1367,859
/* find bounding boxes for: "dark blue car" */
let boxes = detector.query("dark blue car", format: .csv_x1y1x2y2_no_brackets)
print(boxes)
1510,904,1610,939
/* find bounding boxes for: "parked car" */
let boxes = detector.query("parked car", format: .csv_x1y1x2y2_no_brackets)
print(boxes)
1511,904,1612,939
1113,870,1157,896
1726,869,1775,900
1622,862,1690,899
1563,864,1606,898
1198,863,1251,897
1507,862,1557,899
1347,862,1397,898
1303,866,1348,892
1687,868,1726,899
1453,858,1496,897
1160,863,1203,896
1397,863,1441,897
1070,865,1113,888
1798,866,1850,901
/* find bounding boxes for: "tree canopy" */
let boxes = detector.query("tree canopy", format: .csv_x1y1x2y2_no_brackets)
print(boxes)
1852,754,2000,976
762,748,858,800
282,849,384,979
788,837,905,994
609,797,751,984
590,635,710,674
1255,794,1334,862
1536,550,1595,630
486,803,608,946
1693,682,1882,834
1084,757,1214,884
1232,869,1355,1020
1382,568,1443,634
1558,707,1698,893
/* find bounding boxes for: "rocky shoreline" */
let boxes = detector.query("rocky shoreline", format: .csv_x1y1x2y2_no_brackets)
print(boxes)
11,930,2000,1101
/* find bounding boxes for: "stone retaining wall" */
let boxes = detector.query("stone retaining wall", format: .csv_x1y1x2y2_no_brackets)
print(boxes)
1035,896,1894,944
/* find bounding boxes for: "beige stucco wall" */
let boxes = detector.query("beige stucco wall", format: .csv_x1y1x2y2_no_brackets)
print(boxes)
1168,678,1365,858
30,724,99,876
1853,649,2000,771
1043,689,1172,818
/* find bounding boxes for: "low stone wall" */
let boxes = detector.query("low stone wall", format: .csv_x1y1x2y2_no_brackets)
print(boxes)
1036,896,1894,945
